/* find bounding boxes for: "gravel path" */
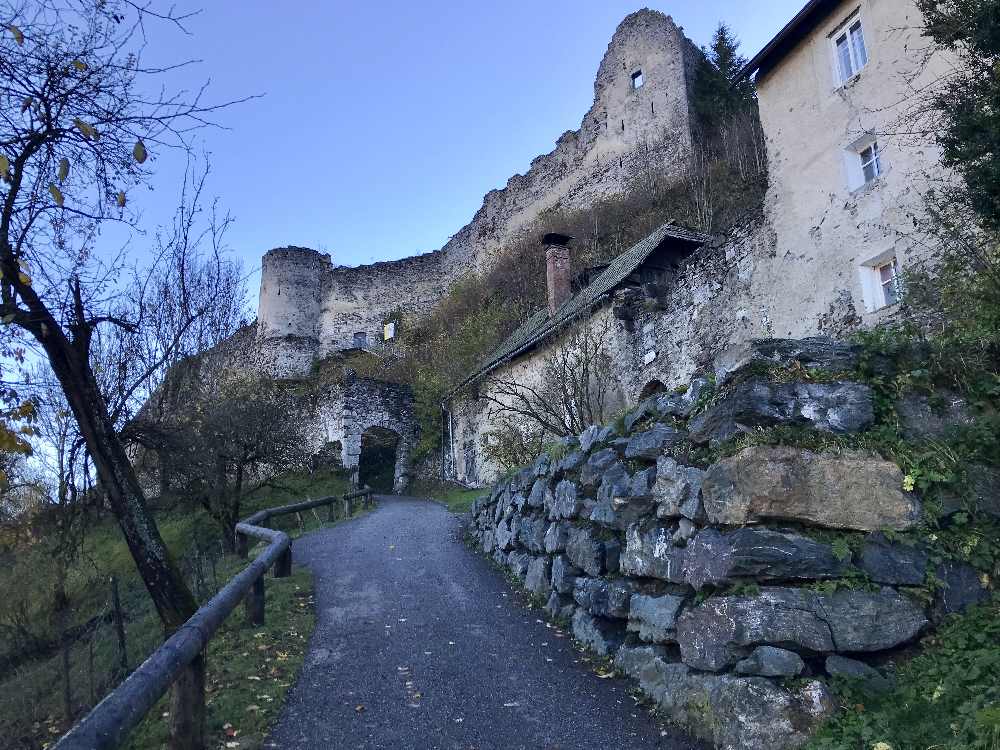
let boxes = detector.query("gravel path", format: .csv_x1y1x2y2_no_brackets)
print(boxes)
267,495,703,750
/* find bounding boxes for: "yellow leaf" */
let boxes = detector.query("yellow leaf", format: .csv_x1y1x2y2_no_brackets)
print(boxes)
48,183,63,207
8,25,23,45
17,272,30,285
116,190,126,208
57,157,69,183
0,154,9,180
71,59,87,72
73,118,97,140
133,140,148,164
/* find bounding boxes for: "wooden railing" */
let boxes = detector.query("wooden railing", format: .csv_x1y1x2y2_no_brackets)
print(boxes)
53,487,375,750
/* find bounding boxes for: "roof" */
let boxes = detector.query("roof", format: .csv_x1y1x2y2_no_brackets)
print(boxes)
446,222,709,398
738,0,841,83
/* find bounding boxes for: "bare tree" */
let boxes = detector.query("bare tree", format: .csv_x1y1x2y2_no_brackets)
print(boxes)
0,2,249,746
149,373,309,552
481,318,617,468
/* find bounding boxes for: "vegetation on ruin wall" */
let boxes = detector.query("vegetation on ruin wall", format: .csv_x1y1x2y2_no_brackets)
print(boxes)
0,471,351,749
350,25,766,462
807,601,1000,750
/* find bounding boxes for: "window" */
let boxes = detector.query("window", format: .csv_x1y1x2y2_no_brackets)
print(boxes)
860,254,902,311
631,69,644,89
876,257,901,307
844,135,886,191
860,141,882,183
833,16,868,83
353,331,368,348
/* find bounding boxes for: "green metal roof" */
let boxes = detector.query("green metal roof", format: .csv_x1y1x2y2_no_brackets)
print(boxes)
448,221,709,397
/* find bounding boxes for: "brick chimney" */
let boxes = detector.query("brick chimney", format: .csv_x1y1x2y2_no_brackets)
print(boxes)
543,232,573,316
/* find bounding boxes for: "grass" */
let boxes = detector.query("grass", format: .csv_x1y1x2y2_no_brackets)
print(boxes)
0,470,353,750
409,478,484,513
124,566,315,750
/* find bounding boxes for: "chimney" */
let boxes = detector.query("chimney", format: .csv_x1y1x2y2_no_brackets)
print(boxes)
543,232,573,316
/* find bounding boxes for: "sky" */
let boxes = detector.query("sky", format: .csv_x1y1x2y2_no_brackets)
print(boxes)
129,0,806,310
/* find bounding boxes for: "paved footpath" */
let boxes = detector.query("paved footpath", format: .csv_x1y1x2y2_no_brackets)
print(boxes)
267,495,704,750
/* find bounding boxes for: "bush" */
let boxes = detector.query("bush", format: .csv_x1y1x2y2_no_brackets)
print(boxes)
807,599,1000,750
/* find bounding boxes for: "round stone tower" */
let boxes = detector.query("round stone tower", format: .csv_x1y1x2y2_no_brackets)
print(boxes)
257,247,330,378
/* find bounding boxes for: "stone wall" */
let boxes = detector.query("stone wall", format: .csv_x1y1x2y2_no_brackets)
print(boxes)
296,376,418,493
465,337,991,750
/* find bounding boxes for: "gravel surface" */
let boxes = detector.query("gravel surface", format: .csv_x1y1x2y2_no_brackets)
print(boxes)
267,495,704,750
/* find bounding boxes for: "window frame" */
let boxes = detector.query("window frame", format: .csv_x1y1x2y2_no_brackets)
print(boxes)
859,253,902,312
859,140,882,183
831,11,868,85
875,257,901,308
631,69,644,90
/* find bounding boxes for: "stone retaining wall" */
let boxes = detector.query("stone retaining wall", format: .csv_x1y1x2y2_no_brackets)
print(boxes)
466,337,991,750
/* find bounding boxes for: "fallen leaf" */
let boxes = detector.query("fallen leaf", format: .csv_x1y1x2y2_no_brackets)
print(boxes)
355,704,365,713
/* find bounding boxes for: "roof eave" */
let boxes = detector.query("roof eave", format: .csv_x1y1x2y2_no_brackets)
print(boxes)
738,0,840,83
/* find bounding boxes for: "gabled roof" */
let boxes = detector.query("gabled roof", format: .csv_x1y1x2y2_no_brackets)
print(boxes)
738,0,841,83
446,221,709,398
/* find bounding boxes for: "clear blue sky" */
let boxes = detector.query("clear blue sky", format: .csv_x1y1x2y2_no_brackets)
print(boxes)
133,1,804,306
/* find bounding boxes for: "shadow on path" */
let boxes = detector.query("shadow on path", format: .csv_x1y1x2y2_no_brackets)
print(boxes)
267,495,704,750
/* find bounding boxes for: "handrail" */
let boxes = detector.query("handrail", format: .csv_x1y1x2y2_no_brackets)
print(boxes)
54,486,375,750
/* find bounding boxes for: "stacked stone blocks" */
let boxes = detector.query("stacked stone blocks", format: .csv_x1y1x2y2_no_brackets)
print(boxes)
467,336,990,750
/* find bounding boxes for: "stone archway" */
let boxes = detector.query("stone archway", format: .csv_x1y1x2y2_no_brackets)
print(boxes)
339,379,416,494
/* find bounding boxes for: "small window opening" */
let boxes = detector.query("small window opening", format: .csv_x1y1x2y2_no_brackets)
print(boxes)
621,119,625,133
631,70,644,89
353,331,368,348
651,101,655,116
860,254,903,311
860,141,882,183
834,16,868,83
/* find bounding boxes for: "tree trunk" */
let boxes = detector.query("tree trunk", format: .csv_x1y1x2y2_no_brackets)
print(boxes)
32,326,203,748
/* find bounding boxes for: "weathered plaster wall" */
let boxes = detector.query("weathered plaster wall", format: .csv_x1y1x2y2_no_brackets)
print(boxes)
751,0,955,337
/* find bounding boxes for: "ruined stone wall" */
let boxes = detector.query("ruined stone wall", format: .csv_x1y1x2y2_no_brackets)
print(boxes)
442,9,703,272
316,251,451,358
255,9,704,379
294,377,417,492
466,338,990,750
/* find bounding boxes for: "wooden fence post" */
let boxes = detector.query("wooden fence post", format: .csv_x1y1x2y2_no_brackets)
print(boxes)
327,498,337,522
274,545,292,578
236,531,248,559
244,576,265,626
168,652,206,750
110,575,128,678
